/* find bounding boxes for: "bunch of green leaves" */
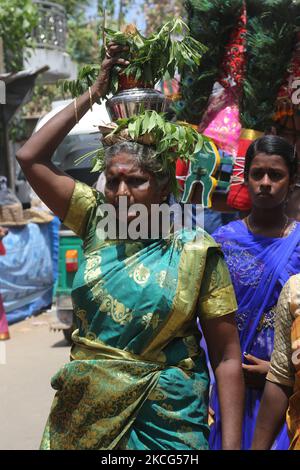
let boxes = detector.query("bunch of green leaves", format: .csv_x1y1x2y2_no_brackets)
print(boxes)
62,17,206,100
60,63,101,97
84,110,206,195
105,17,206,82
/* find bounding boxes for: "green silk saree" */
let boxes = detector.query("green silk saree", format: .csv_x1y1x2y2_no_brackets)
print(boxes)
40,182,237,450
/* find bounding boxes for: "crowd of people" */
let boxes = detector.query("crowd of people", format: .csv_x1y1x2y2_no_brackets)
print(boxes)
9,43,300,450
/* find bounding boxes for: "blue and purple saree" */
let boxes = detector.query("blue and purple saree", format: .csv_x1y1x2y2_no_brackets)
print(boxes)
209,219,300,450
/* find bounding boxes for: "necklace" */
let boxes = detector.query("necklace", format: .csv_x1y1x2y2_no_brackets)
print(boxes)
246,215,290,238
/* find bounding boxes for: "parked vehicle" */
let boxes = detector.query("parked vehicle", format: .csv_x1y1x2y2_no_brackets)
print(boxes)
51,229,84,342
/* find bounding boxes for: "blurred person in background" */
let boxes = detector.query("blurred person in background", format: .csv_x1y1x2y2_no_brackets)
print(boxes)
0,226,9,340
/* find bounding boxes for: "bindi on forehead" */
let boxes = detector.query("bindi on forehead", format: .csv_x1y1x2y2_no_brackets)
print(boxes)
107,162,142,176
114,163,133,173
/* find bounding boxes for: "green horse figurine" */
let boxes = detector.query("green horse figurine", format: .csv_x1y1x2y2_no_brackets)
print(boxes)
181,139,220,207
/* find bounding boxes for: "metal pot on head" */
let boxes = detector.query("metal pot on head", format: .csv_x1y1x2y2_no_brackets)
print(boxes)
106,88,169,121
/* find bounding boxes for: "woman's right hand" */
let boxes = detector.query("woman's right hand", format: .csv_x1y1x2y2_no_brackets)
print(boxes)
93,43,130,98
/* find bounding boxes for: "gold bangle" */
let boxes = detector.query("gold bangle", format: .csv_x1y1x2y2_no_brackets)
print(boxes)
88,86,93,111
74,98,79,124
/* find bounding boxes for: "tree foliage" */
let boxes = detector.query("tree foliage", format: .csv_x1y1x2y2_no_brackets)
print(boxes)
0,0,38,72
56,0,129,66
143,0,186,35
52,0,100,65
82,110,207,196
50,0,90,16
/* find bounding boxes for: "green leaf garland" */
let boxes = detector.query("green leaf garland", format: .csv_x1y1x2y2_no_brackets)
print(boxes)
76,111,210,196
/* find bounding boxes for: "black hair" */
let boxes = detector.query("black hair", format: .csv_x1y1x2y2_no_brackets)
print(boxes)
244,135,297,180
104,141,171,188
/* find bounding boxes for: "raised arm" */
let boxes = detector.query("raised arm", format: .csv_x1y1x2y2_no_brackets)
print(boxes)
16,45,129,220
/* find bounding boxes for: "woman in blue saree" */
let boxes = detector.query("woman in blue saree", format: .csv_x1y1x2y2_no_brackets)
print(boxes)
209,135,300,450
16,44,244,450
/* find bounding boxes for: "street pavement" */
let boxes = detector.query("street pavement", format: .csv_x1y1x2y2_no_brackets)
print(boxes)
0,310,70,450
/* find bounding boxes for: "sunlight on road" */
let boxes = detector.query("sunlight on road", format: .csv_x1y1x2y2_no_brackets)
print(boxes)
0,312,70,450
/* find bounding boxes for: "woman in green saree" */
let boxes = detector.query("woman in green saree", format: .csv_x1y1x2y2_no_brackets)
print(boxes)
16,44,244,450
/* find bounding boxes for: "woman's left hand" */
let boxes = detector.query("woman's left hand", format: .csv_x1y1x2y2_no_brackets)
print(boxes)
93,43,130,98
242,353,270,389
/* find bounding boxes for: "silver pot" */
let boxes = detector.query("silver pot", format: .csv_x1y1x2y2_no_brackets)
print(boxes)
106,88,169,121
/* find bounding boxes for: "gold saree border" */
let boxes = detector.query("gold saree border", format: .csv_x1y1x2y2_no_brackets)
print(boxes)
71,330,166,367
63,181,97,238
141,238,209,360
71,330,199,372
199,284,237,321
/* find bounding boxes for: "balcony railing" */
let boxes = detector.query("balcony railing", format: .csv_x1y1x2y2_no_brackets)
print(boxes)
31,0,67,51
